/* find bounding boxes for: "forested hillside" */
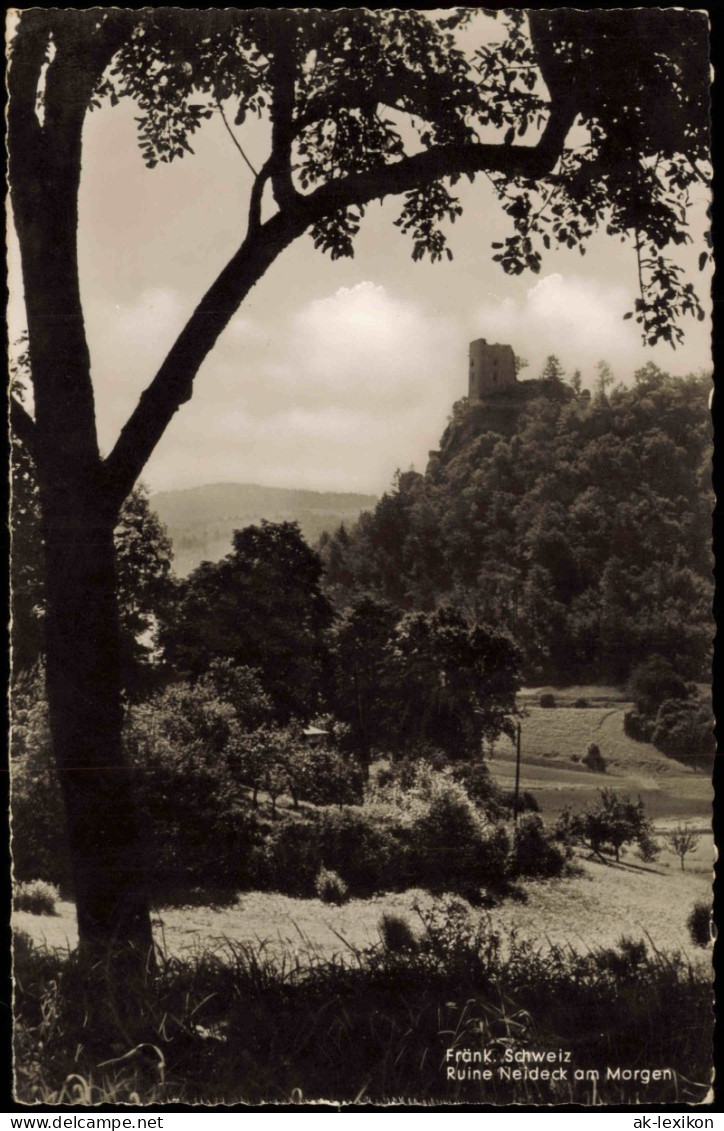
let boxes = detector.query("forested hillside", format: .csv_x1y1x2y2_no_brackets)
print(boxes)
320,364,712,685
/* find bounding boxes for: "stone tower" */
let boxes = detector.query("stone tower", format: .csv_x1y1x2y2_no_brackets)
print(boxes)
468,339,516,399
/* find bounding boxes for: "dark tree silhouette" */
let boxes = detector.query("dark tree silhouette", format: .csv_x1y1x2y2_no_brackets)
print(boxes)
160,522,332,722
7,8,709,960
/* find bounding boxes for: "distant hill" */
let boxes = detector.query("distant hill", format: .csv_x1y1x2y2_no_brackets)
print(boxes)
151,482,378,576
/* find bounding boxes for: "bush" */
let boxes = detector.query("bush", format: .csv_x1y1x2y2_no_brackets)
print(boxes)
499,788,540,816
378,913,418,953
627,655,688,717
623,707,653,743
652,697,712,768
257,790,514,901
582,742,606,773
511,815,566,878
126,686,261,891
686,901,712,948
13,880,60,915
314,866,348,905
11,689,73,891
450,760,510,818
409,787,510,896
319,809,407,894
539,693,556,708
573,697,589,708
257,809,408,897
253,818,323,896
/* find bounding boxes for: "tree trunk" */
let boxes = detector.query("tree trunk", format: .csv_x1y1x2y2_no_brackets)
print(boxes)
42,494,154,968
9,14,155,969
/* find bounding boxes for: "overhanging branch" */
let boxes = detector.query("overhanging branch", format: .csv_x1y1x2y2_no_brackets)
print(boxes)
101,210,308,513
296,101,577,221
101,106,576,513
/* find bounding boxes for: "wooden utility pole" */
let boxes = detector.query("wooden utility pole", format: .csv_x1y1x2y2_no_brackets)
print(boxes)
513,721,522,823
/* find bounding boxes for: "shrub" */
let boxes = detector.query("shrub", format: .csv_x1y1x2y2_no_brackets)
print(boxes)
11,688,72,891
686,901,712,948
582,742,606,773
253,818,323,896
255,782,517,900
539,693,556,708
451,760,510,819
126,687,261,891
499,789,540,816
511,815,566,878
13,880,60,916
409,787,510,895
627,655,688,717
370,757,458,819
623,707,653,743
314,866,348,905
378,913,418,954
319,809,407,894
573,697,589,708
375,753,445,794
257,809,409,897
652,697,712,768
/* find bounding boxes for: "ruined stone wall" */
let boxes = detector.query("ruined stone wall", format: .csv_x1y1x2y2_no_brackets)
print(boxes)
468,339,517,399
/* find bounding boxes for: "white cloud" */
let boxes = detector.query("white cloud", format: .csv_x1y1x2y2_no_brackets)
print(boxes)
137,282,466,493
274,281,458,410
473,273,650,382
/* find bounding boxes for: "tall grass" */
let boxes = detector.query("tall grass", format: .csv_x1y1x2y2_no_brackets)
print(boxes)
13,906,712,1106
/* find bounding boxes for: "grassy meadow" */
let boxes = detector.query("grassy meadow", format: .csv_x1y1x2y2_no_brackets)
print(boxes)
490,690,711,821
13,687,714,1107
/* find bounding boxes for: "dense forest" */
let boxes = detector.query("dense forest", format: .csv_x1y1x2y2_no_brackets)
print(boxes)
319,361,712,686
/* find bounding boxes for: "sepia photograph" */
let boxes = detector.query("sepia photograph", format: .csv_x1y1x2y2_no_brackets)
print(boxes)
6,6,715,1109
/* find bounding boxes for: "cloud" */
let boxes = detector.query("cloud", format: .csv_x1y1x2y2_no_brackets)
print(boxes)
273,281,458,410
136,282,465,492
473,273,647,381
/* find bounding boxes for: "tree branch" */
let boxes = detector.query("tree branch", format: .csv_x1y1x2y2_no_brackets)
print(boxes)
248,157,273,235
102,103,576,513
268,14,299,210
296,102,577,221
215,96,258,177
7,11,53,193
101,210,307,512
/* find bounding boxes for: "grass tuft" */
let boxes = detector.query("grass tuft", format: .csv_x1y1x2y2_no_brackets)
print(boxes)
13,880,60,916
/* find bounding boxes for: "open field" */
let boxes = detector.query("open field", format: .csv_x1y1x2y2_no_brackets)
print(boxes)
489,752,710,820
15,838,713,970
495,704,693,773
490,698,711,820
519,685,628,706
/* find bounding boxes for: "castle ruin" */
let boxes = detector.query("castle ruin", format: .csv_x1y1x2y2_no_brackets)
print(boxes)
468,339,517,400
428,338,530,473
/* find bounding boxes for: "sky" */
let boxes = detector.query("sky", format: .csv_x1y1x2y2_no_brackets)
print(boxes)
7,14,712,497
